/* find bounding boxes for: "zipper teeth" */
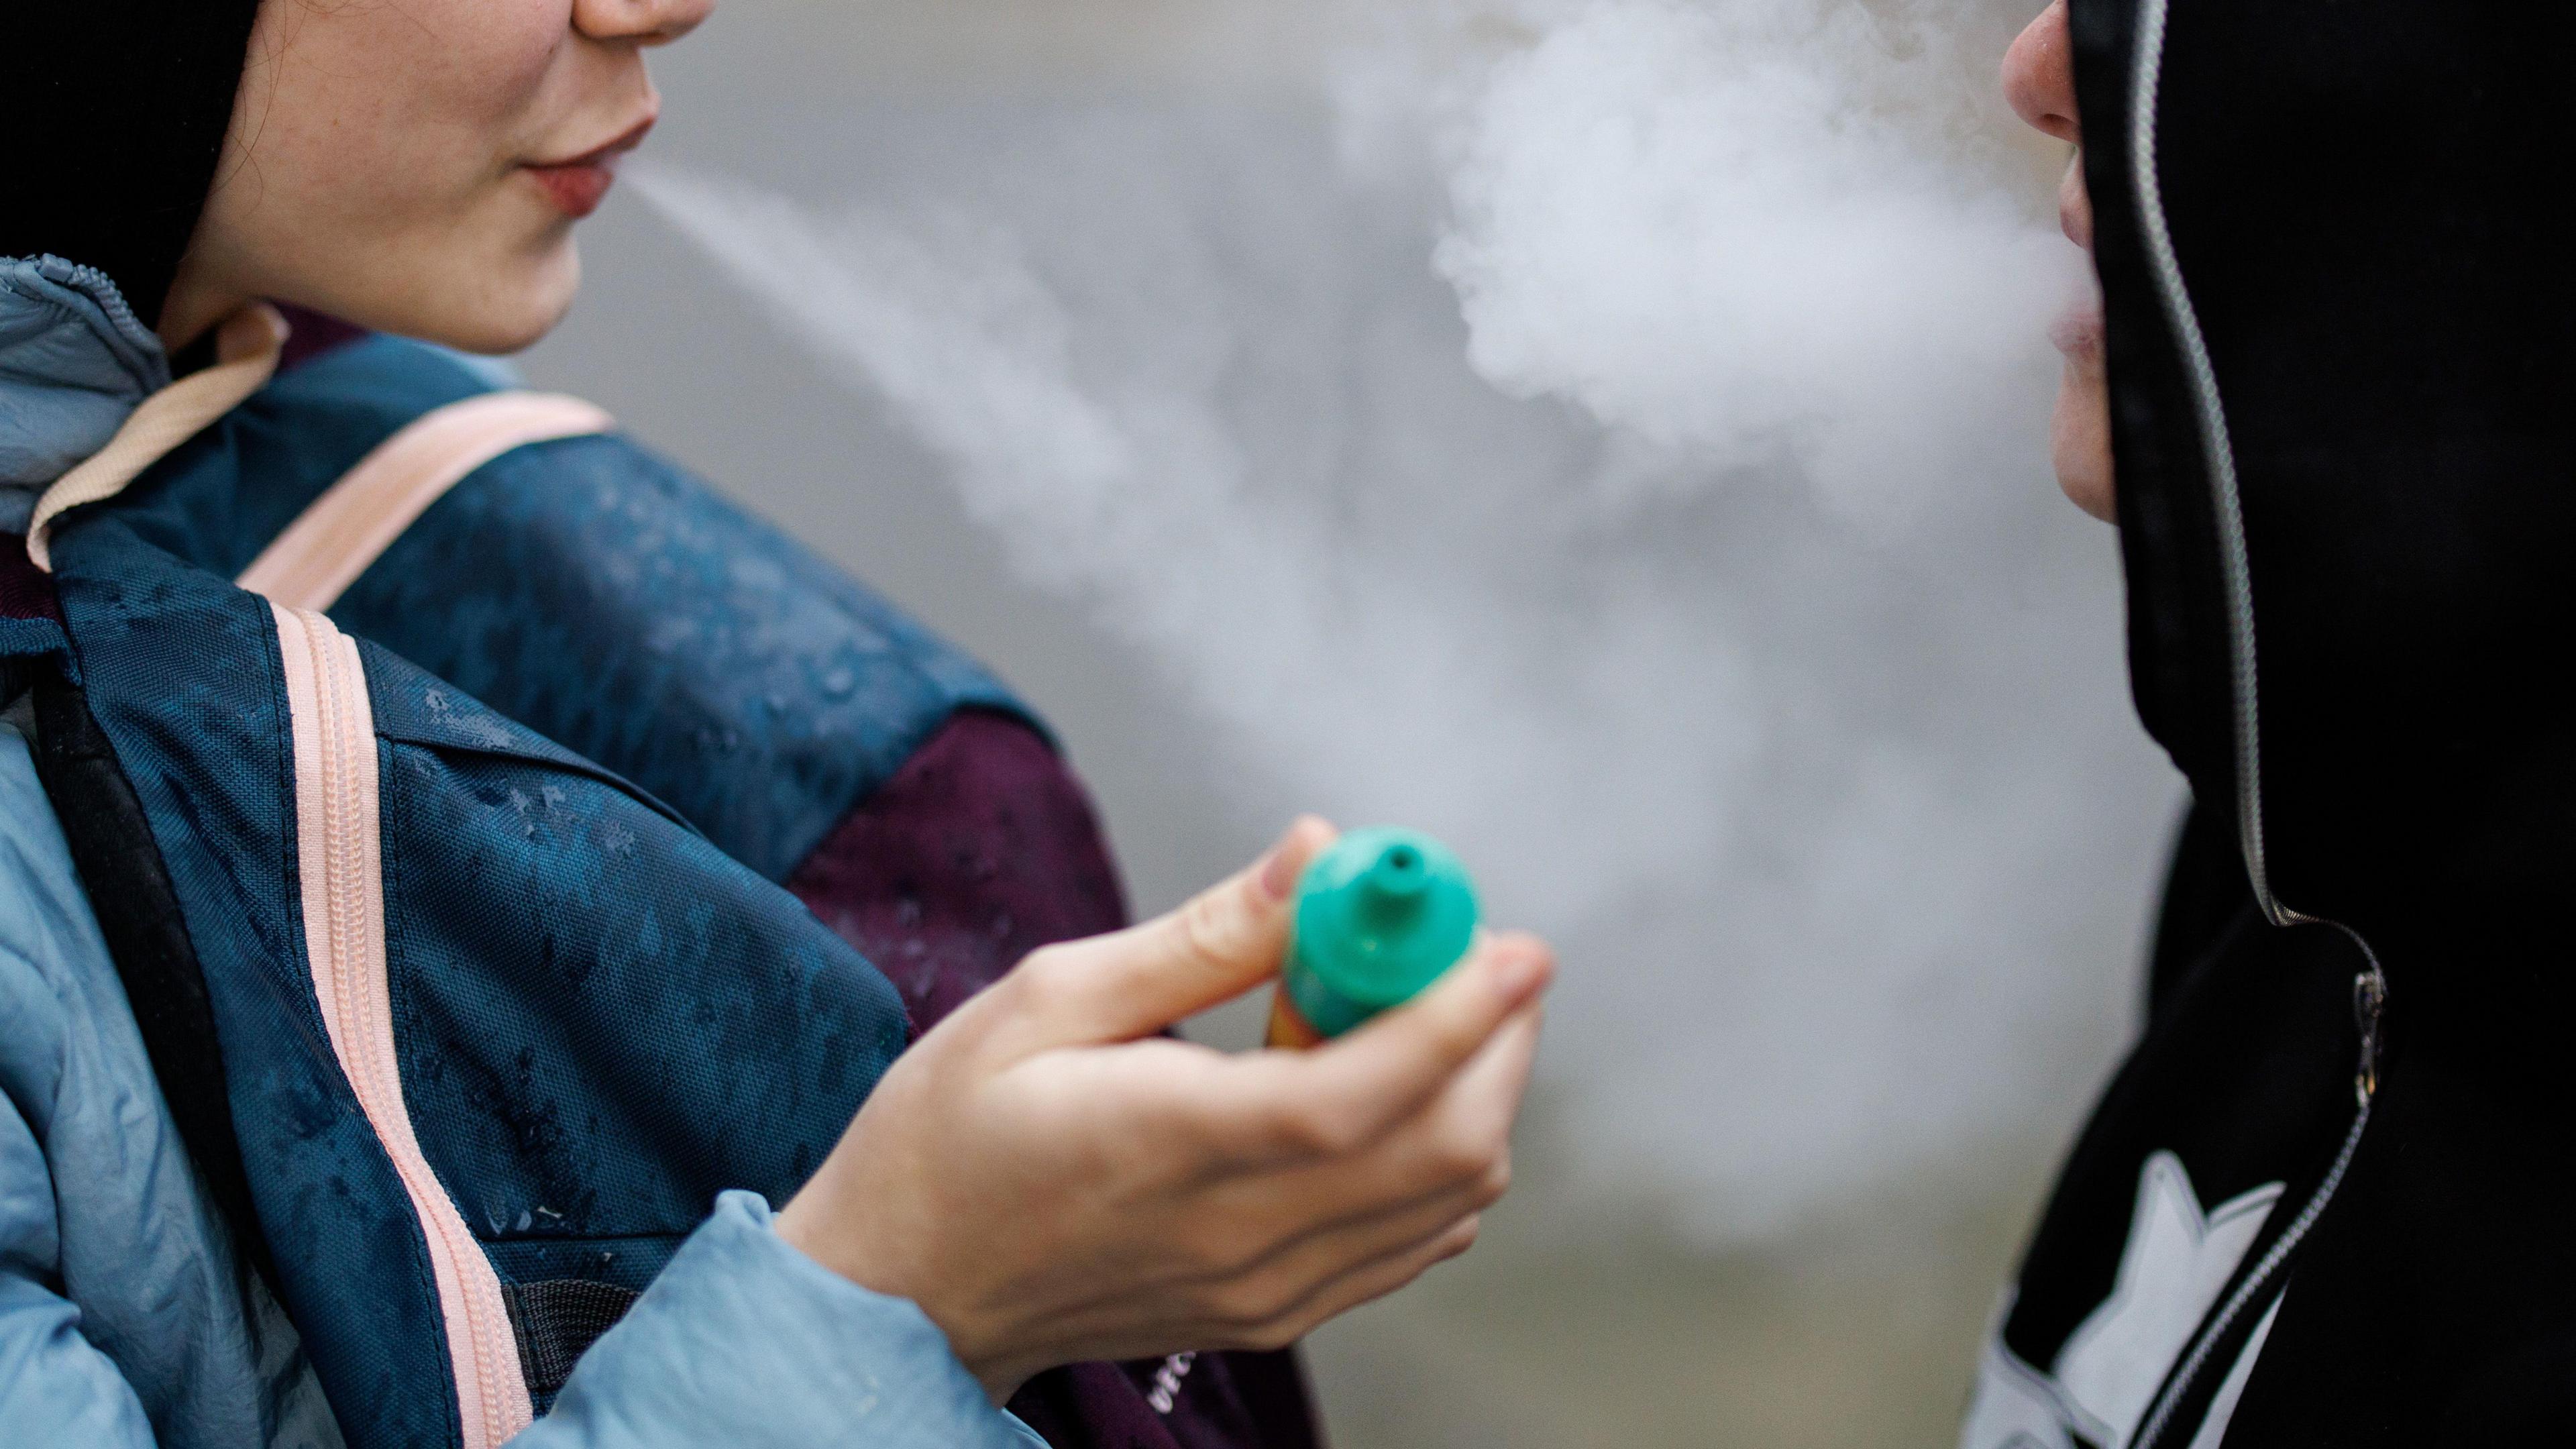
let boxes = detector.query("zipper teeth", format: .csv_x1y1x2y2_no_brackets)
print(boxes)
312,619,513,1443
315,623,366,1042
41,256,152,342
310,614,518,1443
2130,1102,2370,1449
2126,0,2300,930
279,606,531,1445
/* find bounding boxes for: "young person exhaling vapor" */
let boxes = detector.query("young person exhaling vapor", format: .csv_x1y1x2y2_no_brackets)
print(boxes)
0,4,1546,1447
1970,3,2576,1444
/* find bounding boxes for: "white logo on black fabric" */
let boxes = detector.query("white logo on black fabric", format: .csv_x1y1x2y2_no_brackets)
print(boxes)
1957,1152,2283,1449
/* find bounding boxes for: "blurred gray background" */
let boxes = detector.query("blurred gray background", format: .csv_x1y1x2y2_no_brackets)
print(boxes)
521,2,2180,1444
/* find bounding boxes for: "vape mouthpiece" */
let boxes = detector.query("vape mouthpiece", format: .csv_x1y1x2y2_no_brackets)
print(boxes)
1267,828,1481,1048
1364,845,1431,900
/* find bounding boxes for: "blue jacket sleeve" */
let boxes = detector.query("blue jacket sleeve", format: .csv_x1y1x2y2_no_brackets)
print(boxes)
515,1191,1045,1449
0,1071,159,1447
0,720,177,1448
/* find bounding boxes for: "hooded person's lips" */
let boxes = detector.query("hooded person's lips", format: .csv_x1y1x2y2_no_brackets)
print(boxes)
521,113,656,219
2049,302,2103,364
2049,154,2101,365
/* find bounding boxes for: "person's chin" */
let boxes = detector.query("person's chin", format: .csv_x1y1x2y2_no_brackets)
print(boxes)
2049,366,2116,522
417,239,582,356
2047,310,2116,522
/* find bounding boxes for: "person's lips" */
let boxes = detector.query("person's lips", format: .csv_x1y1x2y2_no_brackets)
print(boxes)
2050,303,2102,365
522,114,655,219
2048,153,2100,366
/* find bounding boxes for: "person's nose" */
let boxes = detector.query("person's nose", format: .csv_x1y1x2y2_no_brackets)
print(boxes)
2002,1,2079,145
572,0,715,47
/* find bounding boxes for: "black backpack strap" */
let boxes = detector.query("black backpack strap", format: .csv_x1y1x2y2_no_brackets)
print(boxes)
501,1279,643,1411
24,666,278,1290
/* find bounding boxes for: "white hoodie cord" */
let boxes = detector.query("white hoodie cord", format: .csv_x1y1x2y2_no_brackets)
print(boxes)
25,303,288,572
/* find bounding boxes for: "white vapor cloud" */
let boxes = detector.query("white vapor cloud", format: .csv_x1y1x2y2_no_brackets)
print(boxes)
629,0,2170,1240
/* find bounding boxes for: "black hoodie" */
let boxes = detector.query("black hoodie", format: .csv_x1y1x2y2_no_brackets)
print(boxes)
1963,3,2576,1445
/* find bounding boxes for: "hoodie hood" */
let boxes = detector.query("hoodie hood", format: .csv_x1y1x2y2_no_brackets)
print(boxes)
2072,0,2575,968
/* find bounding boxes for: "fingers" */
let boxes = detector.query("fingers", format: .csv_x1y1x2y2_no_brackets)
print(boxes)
1187,997,1535,1283
1219,1210,1487,1352
1304,933,1551,1142
1294,1210,1485,1332
1346,998,1540,1203
1004,818,1339,1048
1228,996,1538,1220
1208,931,1553,1163
1218,1125,1513,1297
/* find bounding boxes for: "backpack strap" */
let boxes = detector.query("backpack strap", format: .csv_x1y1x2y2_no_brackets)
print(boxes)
23,667,277,1292
501,1279,643,1409
237,391,612,611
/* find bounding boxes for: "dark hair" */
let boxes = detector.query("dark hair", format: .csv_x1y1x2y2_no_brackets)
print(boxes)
0,2,265,326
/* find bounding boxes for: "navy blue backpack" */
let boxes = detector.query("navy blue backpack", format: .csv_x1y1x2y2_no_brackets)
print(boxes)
10,330,1027,1447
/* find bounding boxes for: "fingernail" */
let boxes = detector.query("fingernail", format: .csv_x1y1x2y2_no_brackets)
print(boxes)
1259,833,1301,902
1489,944,1550,1002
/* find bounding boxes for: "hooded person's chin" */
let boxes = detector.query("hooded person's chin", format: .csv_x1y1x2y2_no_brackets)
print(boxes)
2051,359,2116,522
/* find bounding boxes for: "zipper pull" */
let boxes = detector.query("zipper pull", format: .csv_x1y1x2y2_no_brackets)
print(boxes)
2351,966,2387,1108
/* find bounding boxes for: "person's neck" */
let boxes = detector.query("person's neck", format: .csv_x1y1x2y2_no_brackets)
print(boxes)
154,259,250,362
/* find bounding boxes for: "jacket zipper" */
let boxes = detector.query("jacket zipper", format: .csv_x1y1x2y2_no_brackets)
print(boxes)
47,258,156,347
272,603,535,1446
2129,966,2383,1449
2123,1,2389,1442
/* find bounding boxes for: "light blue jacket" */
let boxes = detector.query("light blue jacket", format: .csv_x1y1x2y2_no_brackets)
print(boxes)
0,255,1044,1448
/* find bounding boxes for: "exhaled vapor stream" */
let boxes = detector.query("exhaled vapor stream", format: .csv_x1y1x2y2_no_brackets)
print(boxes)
631,0,2174,1240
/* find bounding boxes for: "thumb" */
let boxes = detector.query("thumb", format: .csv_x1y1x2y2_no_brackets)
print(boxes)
1020,816,1337,1045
